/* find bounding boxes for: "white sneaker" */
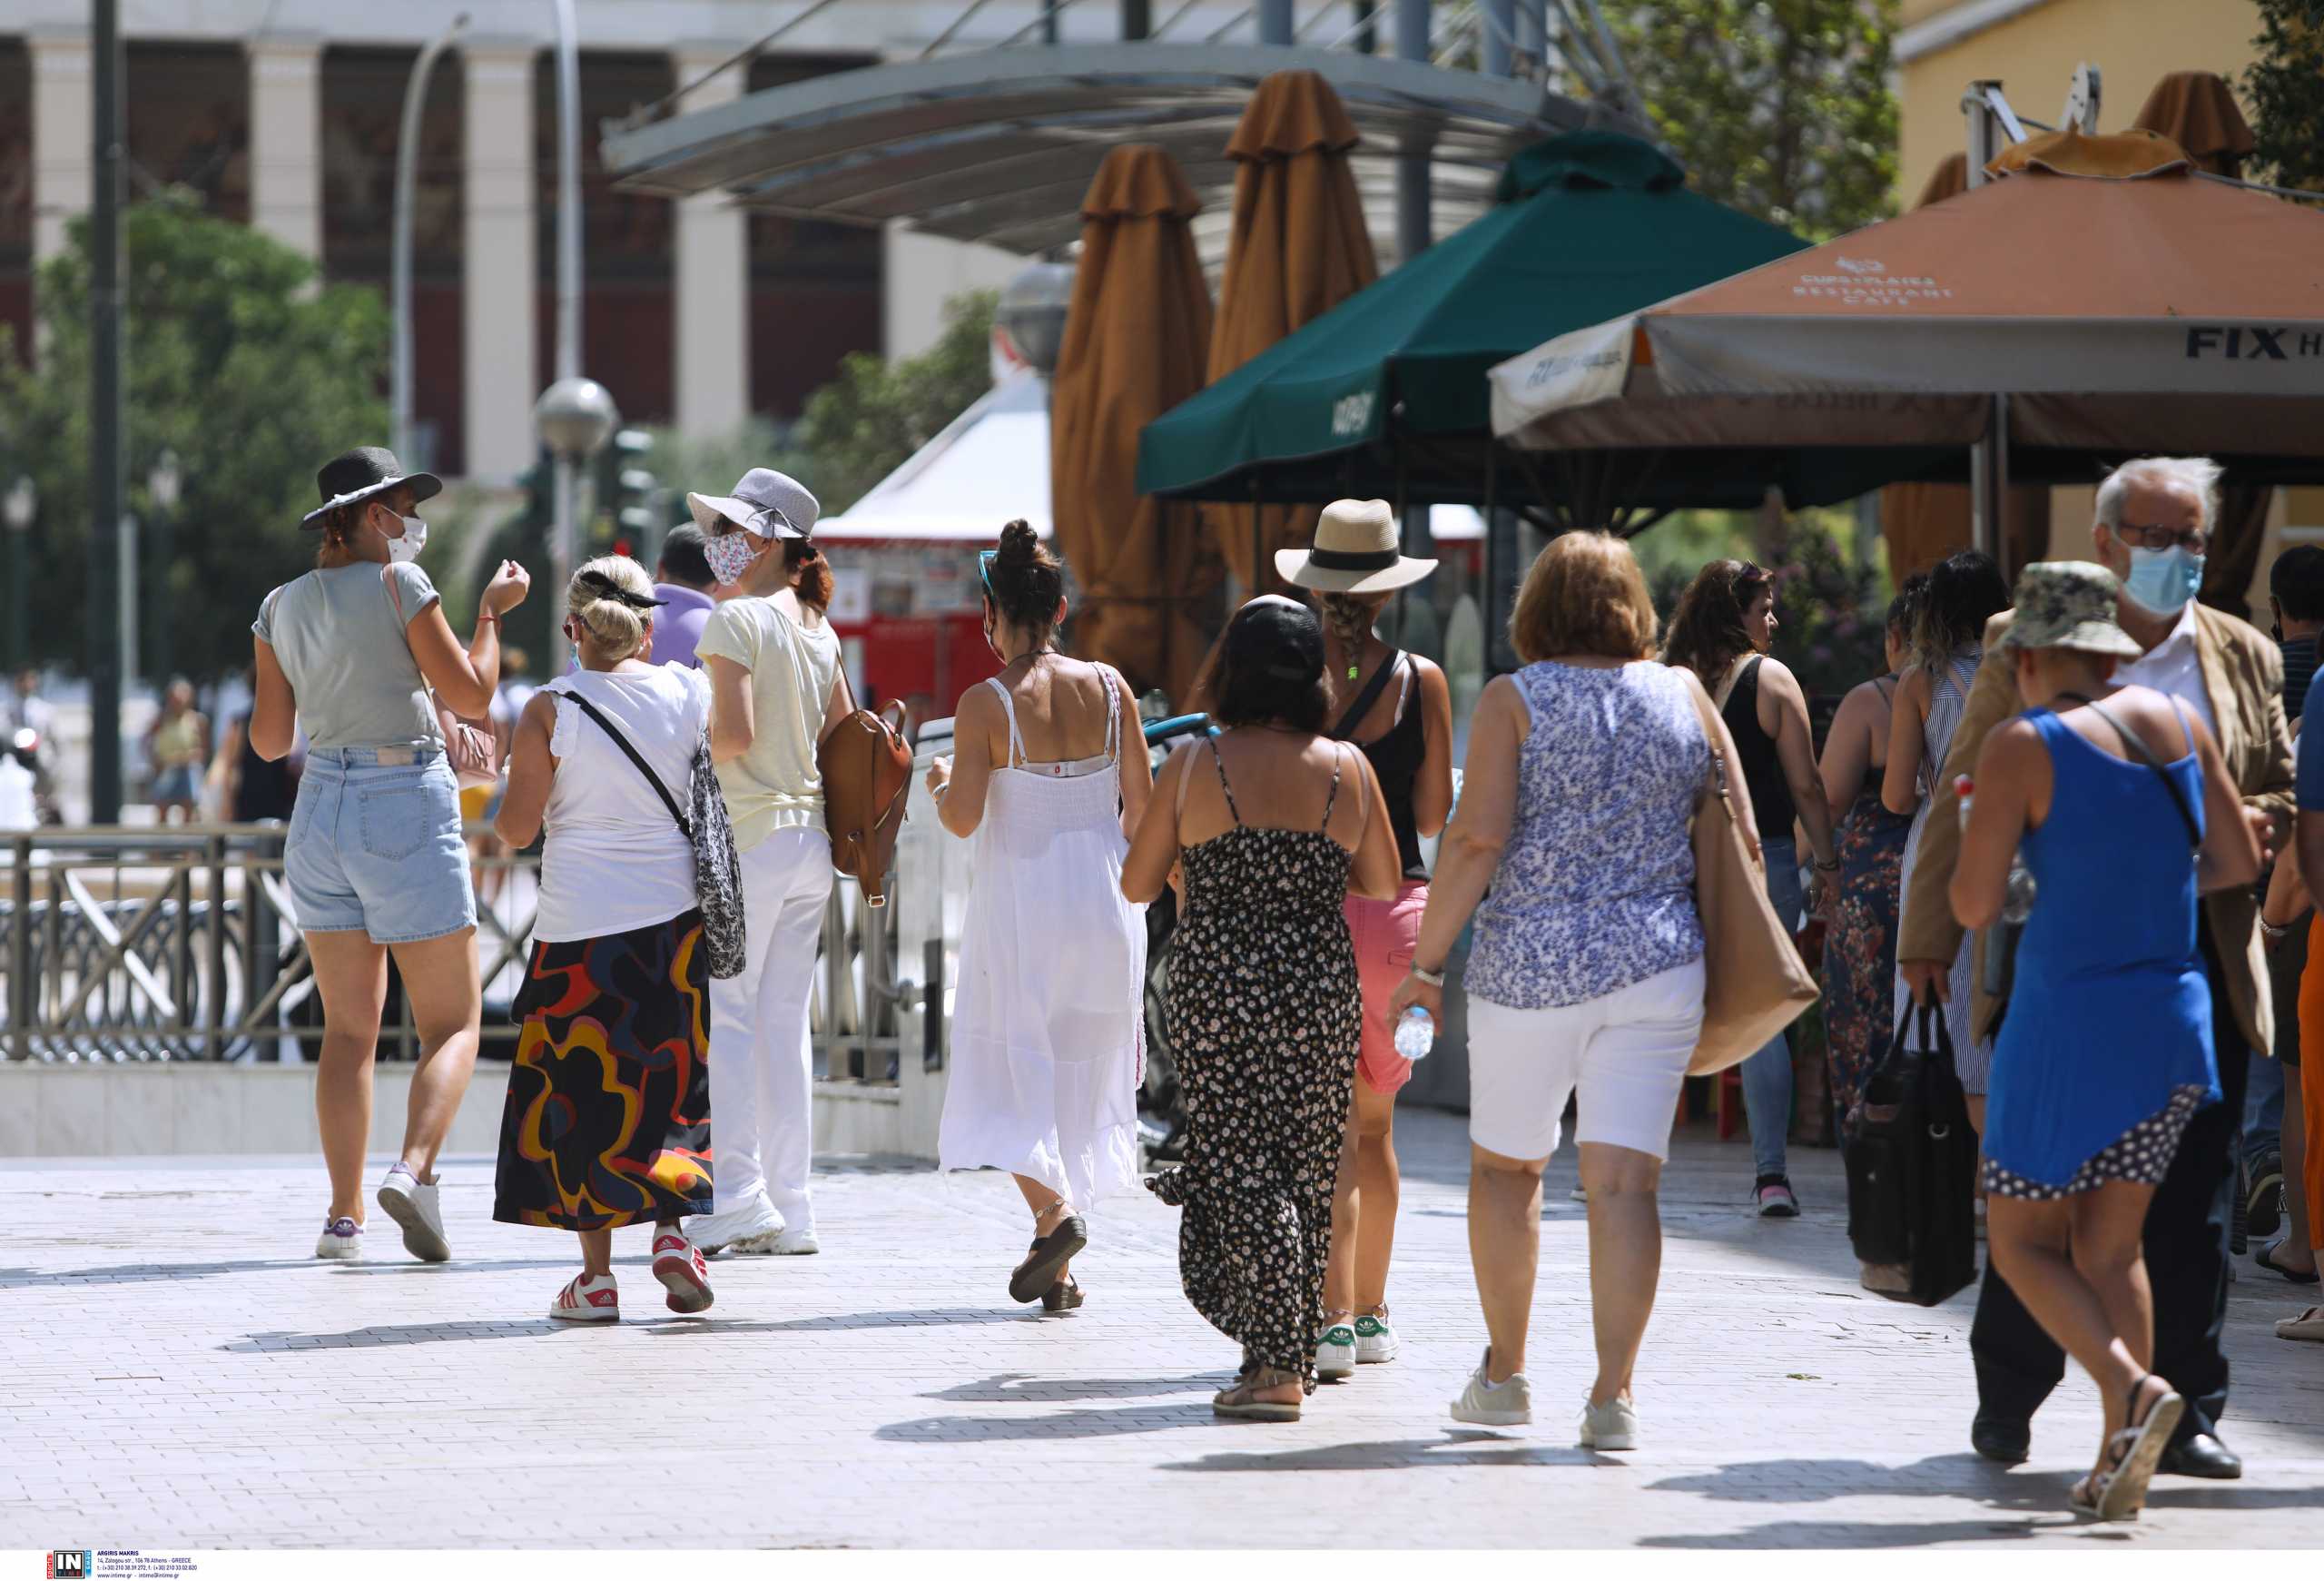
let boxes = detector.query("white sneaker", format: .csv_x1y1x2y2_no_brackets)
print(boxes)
549,1272,619,1322
1569,1186,1589,1203
1580,1392,1639,1450
1450,1347,1531,1426
1354,1311,1400,1364
314,1216,364,1260
692,1197,781,1257
376,1163,449,1263
1315,1321,1357,1380
771,1220,821,1256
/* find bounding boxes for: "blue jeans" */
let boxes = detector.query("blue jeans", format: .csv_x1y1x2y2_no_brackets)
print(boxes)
1741,836,1803,1181
2245,1050,2283,1162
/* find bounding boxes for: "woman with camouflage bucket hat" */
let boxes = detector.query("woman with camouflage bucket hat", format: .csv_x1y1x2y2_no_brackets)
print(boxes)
1952,561,2261,1521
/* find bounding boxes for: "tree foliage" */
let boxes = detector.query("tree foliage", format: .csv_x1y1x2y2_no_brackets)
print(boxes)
0,193,389,680
2245,0,2324,192
1608,0,1900,241
789,290,998,517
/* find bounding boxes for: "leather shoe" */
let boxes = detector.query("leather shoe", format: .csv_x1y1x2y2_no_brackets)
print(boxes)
1970,1414,2031,1465
2158,1433,2242,1479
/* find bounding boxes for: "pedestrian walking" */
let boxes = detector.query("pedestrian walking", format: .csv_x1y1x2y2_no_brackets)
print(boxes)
690,468,846,1258
926,521,1154,1313
250,446,530,1262
1884,551,2011,1130
490,556,717,1322
1663,558,1837,1216
1952,561,2259,1521
1901,457,2292,1480
216,668,300,824
2258,835,2317,1284
144,678,211,824
649,522,719,670
1391,531,1732,1448
1817,579,1924,1129
1126,597,1400,1419
1279,499,1454,1378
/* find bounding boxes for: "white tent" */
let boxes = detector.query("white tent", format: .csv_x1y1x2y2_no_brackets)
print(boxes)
824,368,1483,546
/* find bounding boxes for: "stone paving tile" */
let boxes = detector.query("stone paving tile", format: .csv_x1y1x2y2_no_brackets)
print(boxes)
2,1108,2320,1548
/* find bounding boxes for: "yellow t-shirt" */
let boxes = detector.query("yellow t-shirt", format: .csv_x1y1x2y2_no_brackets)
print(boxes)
695,595,842,853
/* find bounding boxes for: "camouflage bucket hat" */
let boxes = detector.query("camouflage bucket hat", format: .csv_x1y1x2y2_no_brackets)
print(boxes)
2002,561,2144,659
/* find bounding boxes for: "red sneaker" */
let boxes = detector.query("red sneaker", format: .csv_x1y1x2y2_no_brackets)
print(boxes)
653,1231,714,1315
549,1272,619,1322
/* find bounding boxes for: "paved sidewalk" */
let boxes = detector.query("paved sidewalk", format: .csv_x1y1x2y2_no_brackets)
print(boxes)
3,1108,2320,1549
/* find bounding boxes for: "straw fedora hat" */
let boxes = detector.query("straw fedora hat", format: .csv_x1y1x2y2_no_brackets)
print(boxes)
1275,499,1436,594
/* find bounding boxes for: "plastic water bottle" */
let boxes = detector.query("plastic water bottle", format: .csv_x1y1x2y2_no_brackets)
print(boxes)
1958,774,2035,921
1393,1005,1435,1062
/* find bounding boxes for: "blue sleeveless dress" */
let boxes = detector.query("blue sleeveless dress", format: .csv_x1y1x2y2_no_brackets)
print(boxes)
1982,707,2221,1197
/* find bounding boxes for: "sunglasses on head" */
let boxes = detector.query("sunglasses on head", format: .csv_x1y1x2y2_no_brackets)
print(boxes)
978,549,997,597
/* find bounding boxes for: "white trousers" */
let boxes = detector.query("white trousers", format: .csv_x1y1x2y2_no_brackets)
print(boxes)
708,826,833,1220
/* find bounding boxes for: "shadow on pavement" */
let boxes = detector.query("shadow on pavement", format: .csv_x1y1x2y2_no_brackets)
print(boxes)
877,1404,1216,1441
923,1372,1218,1404
639,1307,1029,1335
1647,1454,2055,1511
1162,1430,1620,1473
1,1256,579,1288
1639,1517,2073,1547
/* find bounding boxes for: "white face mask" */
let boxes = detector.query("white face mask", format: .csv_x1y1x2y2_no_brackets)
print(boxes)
385,512,428,565
704,529,763,588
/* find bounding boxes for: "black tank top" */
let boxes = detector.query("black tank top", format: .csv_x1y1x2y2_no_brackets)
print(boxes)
1720,657,1795,844
1333,652,1428,881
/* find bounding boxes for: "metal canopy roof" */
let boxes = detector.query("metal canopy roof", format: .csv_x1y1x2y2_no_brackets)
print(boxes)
602,44,1630,267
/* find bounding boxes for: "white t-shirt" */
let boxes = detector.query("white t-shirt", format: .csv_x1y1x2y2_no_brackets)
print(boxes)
694,595,842,853
534,665,710,943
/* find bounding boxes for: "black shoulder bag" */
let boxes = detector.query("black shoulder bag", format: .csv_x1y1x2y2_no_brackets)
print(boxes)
1979,696,2203,1027
564,691,747,980
1845,1003,1979,1306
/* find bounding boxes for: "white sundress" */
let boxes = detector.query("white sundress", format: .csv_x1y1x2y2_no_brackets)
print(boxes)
938,666,1147,1207
1894,647,1994,1092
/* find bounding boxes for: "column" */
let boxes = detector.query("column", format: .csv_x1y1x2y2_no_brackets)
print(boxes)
28,26,93,276
248,34,323,258
672,48,751,440
463,40,538,483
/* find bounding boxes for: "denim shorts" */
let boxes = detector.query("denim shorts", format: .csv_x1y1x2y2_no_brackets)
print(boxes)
284,746,476,944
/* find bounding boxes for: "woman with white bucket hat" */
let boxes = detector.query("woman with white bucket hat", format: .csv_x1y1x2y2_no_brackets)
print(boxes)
687,468,852,1258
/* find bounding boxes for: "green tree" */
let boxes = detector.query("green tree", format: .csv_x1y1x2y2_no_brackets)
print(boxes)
790,290,998,515
0,192,389,680
1607,0,1900,240
2246,0,2324,191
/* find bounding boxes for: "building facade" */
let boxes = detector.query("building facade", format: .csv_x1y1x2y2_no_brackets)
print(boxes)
0,2,1216,483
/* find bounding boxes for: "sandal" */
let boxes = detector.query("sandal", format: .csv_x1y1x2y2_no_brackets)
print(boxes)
1213,1367,1303,1421
1040,1277,1084,1314
2074,1374,2183,1523
2256,1238,2320,1285
1008,1210,1088,1304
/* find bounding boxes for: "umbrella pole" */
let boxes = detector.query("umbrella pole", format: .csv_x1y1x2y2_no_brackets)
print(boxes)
1971,391,2008,559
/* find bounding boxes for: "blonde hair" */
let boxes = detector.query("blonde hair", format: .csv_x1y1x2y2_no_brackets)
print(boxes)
1511,531,1659,664
567,554,655,662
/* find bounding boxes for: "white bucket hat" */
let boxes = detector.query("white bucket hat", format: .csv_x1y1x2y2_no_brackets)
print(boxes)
1275,499,1436,594
685,467,820,540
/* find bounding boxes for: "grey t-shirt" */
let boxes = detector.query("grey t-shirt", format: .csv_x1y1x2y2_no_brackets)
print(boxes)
253,562,444,750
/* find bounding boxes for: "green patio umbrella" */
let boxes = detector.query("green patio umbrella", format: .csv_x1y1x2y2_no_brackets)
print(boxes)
1136,131,1826,525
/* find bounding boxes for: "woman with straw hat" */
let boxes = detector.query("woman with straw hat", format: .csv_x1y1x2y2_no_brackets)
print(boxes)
1953,561,2260,1521
1276,499,1453,1379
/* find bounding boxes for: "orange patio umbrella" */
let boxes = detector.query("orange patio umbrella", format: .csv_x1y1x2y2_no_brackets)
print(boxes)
2133,71,2268,618
1049,144,1219,702
1877,153,2051,583
1205,70,1380,597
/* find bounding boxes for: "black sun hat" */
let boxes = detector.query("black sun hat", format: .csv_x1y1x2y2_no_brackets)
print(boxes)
300,447,443,530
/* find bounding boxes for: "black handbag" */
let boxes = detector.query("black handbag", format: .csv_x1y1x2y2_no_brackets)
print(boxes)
1844,1003,1980,1307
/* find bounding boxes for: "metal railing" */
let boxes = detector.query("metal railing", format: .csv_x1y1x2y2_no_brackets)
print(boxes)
0,825,904,1082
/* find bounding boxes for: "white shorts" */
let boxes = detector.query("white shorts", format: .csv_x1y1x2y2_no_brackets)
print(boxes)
1466,958,1707,1162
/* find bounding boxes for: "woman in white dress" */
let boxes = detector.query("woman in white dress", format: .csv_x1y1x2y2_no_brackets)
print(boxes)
924,521,1154,1311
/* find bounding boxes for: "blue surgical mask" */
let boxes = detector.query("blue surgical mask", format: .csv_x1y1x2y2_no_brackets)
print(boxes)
2123,545,2203,618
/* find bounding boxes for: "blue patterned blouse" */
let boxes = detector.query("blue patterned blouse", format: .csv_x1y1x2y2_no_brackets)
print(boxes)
1465,661,1709,1011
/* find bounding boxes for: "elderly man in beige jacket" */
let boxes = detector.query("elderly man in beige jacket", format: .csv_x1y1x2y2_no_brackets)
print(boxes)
1896,457,2292,1482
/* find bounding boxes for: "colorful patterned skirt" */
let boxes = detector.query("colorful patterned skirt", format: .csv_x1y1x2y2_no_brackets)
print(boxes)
1823,793,1914,1129
493,908,714,1231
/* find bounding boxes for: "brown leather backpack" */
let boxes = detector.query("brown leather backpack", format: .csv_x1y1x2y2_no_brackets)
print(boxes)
817,697,912,907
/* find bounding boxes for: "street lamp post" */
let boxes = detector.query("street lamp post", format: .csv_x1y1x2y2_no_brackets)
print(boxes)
392,13,470,467
534,378,620,673
147,448,181,687
3,478,34,674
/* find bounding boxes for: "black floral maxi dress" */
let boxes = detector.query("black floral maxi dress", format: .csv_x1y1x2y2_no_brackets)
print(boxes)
1147,742,1363,1391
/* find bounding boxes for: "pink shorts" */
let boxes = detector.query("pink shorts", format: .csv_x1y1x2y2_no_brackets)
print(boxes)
1345,880,1428,1095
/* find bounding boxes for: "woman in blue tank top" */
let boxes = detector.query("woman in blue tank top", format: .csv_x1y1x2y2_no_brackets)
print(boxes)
1954,562,2260,1523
